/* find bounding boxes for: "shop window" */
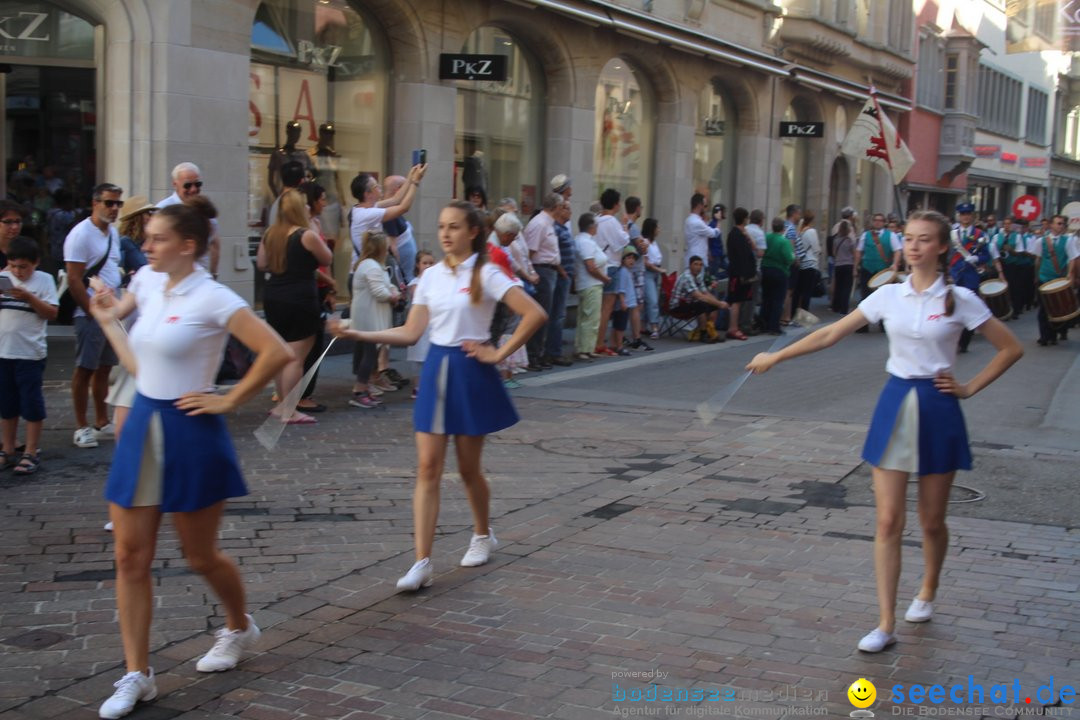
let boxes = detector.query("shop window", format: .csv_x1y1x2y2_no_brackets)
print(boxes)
780,104,809,210
594,58,654,206
1,1,97,267
248,0,388,297
454,27,542,214
693,78,735,211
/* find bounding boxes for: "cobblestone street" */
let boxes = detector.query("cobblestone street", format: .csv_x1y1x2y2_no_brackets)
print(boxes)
2,340,1077,719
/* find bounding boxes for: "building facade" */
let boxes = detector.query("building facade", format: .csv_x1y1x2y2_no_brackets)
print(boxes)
1,0,917,300
907,1,1079,221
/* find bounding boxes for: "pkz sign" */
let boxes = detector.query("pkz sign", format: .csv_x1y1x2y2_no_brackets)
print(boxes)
439,54,508,81
779,121,824,138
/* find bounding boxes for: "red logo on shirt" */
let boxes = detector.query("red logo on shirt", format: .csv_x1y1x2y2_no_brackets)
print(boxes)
927,313,945,321
459,287,471,294
165,316,180,324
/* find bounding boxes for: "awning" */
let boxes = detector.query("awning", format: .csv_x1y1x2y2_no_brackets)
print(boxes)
903,182,965,195
513,0,913,111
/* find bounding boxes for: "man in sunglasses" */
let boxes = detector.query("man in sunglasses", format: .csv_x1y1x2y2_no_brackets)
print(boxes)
156,162,220,276
64,183,124,449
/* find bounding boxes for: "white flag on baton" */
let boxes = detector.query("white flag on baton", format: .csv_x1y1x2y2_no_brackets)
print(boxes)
841,89,915,185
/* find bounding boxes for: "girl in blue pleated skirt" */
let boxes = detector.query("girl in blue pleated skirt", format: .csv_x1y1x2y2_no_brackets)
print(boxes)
747,210,1023,654
330,200,546,593
89,198,293,718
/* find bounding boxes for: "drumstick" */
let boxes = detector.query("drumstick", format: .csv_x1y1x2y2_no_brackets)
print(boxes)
696,308,820,426
254,335,339,450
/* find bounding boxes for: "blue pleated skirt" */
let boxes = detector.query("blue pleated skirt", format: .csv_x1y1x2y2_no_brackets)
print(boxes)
413,344,519,436
862,376,973,476
105,393,248,512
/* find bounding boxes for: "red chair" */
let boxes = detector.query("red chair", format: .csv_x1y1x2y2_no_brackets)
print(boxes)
659,271,697,338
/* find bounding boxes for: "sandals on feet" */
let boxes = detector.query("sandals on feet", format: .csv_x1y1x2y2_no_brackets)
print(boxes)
0,450,12,471
13,452,40,476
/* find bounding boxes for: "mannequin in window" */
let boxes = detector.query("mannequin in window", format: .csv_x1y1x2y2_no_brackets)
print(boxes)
308,123,348,241
267,121,314,198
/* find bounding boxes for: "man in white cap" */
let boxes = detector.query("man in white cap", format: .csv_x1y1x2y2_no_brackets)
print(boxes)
157,162,220,276
551,174,572,236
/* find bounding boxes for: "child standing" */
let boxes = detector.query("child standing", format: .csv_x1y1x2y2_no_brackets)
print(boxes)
406,251,435,399
0,238,60,475
610,246,639,356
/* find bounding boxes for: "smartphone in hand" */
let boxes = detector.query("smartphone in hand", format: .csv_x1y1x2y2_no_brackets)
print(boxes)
412,149,427,165
0,276,14,293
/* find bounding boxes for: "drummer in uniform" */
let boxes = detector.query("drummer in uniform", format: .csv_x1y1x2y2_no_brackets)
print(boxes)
949,203,990,352
854,212,901,333
989,216,1032,320
1030,214,1080,346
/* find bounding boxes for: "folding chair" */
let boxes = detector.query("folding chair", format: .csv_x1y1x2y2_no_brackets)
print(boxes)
658,271,697,338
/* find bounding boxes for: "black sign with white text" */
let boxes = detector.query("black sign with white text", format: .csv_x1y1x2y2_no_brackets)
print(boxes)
779,122,824,138
439,54,508,81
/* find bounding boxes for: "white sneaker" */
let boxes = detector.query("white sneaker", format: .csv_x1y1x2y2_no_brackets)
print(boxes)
857,628,897,653
460,531,498,567
904,598,933,623
73,426,99,448
196,615,261,672
396,558,433,592
94,422,116,440
99,669,156,719
104,521,114,532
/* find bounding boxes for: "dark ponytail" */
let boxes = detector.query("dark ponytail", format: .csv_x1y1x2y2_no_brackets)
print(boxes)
445,200,488,305
157,195,216,257
909,209,955,317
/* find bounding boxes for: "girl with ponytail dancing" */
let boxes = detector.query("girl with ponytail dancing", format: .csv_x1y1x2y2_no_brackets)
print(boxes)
330,201,546,592
747,211,1022,653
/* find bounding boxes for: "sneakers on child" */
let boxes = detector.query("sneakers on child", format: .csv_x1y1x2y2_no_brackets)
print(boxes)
99,669,156,719
904,598,933,623
856,628,897,653
73,426,99,448
94,422,116,440
396,558,433,592
196,615,261,672
460,531,498,567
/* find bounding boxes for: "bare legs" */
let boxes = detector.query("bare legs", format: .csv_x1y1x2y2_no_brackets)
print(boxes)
412,432,490,561
274,336,315,416
112,500,247,674
73,365,112,429
871,467,955,633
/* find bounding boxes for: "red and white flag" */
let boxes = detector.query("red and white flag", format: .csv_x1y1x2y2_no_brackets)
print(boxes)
841,90,914,185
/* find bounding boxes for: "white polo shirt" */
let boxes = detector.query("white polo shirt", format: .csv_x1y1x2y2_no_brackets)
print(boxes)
412,254,521,347
0,269,59,360
858,275,992,380
128,268,248,399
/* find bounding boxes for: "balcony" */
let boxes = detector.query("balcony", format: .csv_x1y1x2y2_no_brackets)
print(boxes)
938,111,977,181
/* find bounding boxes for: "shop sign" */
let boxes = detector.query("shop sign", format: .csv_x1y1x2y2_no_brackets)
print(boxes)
296,40,342,69
779,121,824,138
1000,152,1018,164
973,144,1001,158
1021,156,1048,168
439,54,508,81
0,4,94,61
703,118,725,136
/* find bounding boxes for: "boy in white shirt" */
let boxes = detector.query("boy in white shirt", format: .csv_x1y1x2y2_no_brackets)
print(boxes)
0,238,60,475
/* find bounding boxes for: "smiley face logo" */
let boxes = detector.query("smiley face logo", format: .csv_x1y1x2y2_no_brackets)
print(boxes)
848,678,877,709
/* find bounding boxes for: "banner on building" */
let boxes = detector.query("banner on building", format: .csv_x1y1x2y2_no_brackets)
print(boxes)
840,90,915,185
1006,0,1080,53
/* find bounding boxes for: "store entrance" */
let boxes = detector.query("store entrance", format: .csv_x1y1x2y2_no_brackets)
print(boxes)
1,64,97,269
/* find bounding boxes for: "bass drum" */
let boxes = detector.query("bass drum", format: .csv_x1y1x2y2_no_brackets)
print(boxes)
978,279,1011,321
867,269,897,290
1039,278,1080,323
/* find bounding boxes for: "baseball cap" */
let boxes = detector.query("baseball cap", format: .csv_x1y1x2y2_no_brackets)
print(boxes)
622,245,640,258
